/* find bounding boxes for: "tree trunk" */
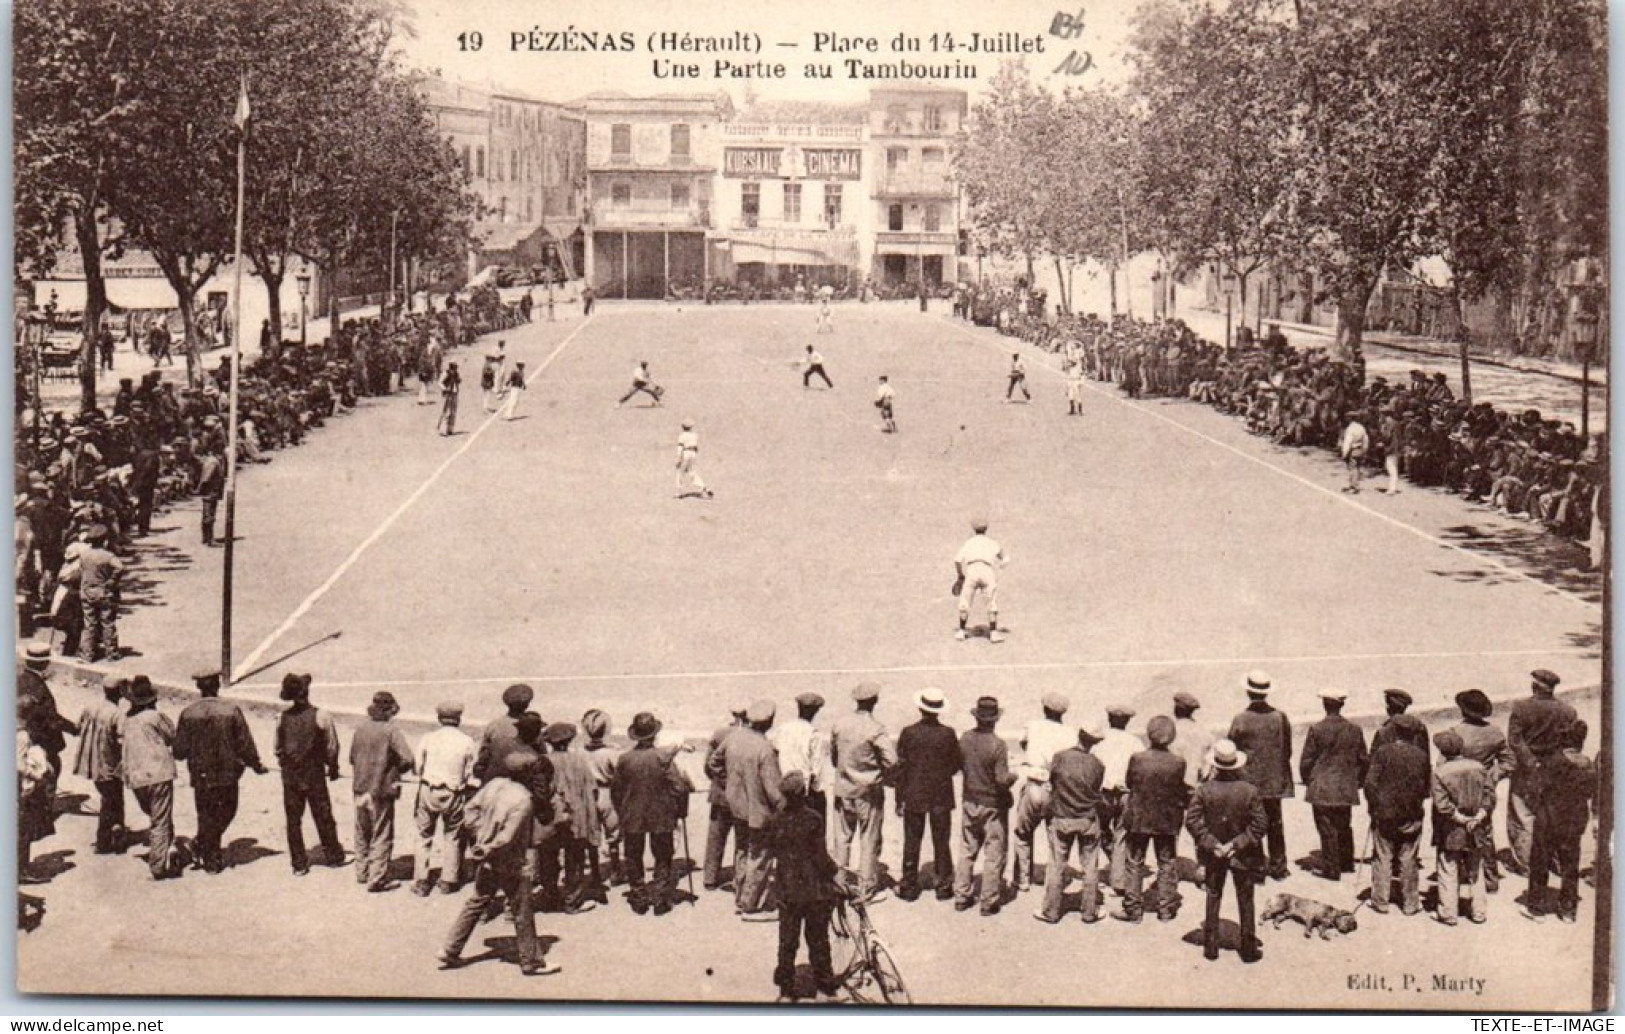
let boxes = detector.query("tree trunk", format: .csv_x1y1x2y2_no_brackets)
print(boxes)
74,210,107,415
1024,249,1035,287
1053,255,1070,315
1297,271,1315,325
175,282,201,388
1334,276,1377,359
1453,287,1472,405
329,265,341,338
1108,261,1119,317
260,267,284,359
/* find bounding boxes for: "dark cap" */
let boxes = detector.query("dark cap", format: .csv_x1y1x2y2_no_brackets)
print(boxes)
972,696,1002,721
794,691,825,710
502,683,535,708
1531,669,1561,690
1383,688,1413,710
1454,689,1492,719
542,722,576,746
1173,691,1200,711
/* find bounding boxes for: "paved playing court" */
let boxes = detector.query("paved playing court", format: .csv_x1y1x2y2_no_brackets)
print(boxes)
100,301,1602,737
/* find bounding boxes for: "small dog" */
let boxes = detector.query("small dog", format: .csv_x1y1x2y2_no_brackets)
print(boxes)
1260,892,1358,939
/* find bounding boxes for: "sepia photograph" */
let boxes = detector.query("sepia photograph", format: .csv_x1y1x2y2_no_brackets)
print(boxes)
9,0,1613,1011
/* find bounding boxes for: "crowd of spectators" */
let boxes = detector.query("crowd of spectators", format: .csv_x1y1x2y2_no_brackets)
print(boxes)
13,285,527,659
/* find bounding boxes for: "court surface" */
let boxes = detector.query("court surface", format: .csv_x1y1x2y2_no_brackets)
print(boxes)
110,301,1603,736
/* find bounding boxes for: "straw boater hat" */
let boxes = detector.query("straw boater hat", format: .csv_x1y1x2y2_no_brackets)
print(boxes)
1211,739,1247,770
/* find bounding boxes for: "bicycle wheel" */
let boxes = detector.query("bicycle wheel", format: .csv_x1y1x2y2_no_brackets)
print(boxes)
866,935,911,1004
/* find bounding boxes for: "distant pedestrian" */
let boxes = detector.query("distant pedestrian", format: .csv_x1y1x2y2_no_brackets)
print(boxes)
768,772,841,1003
1005,353,1031,403
893,689,959,902
118,677,181,880
349,691,414,892
413,702,476,896
437,363,461,436
875,376,897,433
815,298,833,334
500,363,527,420
198,446,225,546
480,353,501,413
831,682,896,903
581,709,623,891
675,419,713,500
954,696,1016,916
274,673,344,876
1340,411,1370,493
173,667,267,873
583,285,595,316
1187,740,1267,963
73,677,127,854
953,519,1006,642
543,722,601,913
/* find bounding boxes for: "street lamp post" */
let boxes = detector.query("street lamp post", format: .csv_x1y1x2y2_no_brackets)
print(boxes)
1575,305,1599,440
1223,271,1237,349
296,270,311,347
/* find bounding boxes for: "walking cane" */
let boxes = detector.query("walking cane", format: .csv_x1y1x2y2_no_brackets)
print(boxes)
679,812,698,905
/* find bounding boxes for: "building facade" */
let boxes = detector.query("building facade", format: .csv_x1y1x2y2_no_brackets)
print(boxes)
867,86,966,288
711,103,868,289
580,92,731,299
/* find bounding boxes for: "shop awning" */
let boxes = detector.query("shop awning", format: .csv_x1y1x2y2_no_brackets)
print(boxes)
728,241,857,267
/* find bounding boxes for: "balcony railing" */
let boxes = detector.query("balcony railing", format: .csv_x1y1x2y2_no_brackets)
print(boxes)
873,170,954,197
873,230,957,248
588,203,712,228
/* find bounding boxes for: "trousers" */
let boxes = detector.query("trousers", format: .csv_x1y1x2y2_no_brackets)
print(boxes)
775,900,836,995
1436,847,1484,923
1123,832,1179,918
953,801,1007,908
413,785,466,887
1261,798,1288,875
1201,861,1258,958
734,824,775,913
193,782,241,870
625,830,675,908
1039,822,1100,922
900,807,952,893
1507,787,1537,871
833,794,884,896
1312,804,1355,874
1528,822,1583,917
132,781,175,878
443,851,537,968
1370,823,1421,912
282,777,342,871
354,793,396,888
94,778,125,853
1011,782,1051,890
703,802,736,888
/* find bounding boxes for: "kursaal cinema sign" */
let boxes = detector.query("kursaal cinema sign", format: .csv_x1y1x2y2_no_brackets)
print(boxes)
724,145,861,180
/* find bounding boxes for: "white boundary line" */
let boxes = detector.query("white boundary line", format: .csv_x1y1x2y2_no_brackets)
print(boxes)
936,315,1602,613
231,317,597,681
233,645,1595,691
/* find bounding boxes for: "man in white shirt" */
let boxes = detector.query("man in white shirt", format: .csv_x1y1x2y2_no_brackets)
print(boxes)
1011,691,1078,893
953,519,1007,642
875,376,897,434
618,361,663,407
414,701,477,896
1094,704,1144,896
769,692,830,832
1169,691,1215,856
499,362,526,421
676,419,713,500
803,345,833,389
1340,411,1370,494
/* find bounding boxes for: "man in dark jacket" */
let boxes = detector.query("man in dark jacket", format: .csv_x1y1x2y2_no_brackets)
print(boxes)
1227,671,1292,880
893,688,961,902
611,712,691,915
474,683,534,782
173,667,267,873
1034,723,1106,924
1526,720,1595,923
1363,722,1430,914
1506,668,1575,874
1186,739,1268,962
274,673,344,875
702,703,747,891
1117,716,1189,923
1371,688,1429,756
767,772,841,1002
726,700,785,918
130,441,160,536
1299,690,1369,879
954,696,1016,916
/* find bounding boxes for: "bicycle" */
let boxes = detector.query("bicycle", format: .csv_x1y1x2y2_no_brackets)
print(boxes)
829,884,911,1004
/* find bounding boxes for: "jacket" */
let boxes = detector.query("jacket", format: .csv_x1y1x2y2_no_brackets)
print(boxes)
1124,748,1189,835
704,723,740,807
173,697,263,788
72,698,124,783
1362,740,1430,831
830,710,897,799
350,718,414,800
724,726,785,830
276,703,340,785
1299,714,1368,807
550,748,601,844
462,777,534,864
768,801,840,904
1228,703,1294,798
959,728,1015,809
1536,748,1595,841
118,707,176,790
1431,757,1489,851
612,742,689,836
1371,714,1430,758
1508,694,1577,791
893,718,961,811
1185,772,1269,873
1047,747,1105,830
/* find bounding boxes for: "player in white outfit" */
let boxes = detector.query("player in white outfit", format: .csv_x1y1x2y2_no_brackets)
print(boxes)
815,299,833,334
875,375,896,433
675,419,713,499
953,519,1007,642
1065,358,1085,416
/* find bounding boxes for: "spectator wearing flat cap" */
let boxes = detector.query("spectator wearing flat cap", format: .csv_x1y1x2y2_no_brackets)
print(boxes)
1035,723,1107,924
1169,691,1214,791
76,525,123,662
197,441,225,547
73,677,127,854
702,703,748,891
1186,740,1267,962
1227,671,1293,881
1431,730,1488,926
1300,690,1368,880
1526,720,1594,923
611,712,691,916
475,684,535,782
893,688,960,902
1011,691,1076,894
117,676,181,880
954,696,1016,915
1118,716,1189,923
439,756,558,976
274,673,344,875
1450,688,1513,892
580,709,622,892
350,692,414,892
767,771,841,1002
1506,668,1575,874
173,666,267,873
728,700,786,918
1371,689,1430,758
769,692,830,834
542,722,601,913
1363,715,1430,915
1094,704,1143,895
412,701,476,896
831,682,897,902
